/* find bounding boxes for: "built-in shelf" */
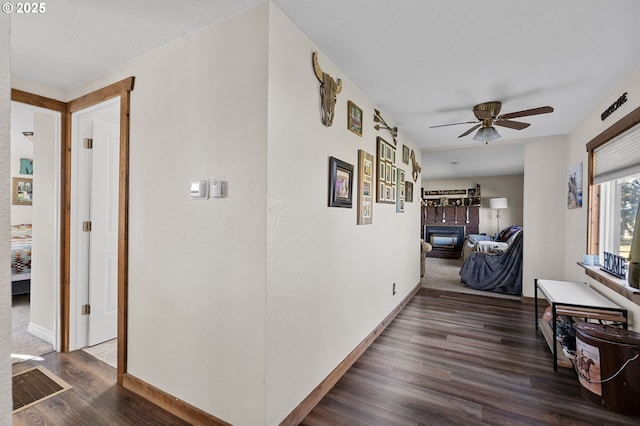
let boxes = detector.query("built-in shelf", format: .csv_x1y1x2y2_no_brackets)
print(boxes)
578,262,640,306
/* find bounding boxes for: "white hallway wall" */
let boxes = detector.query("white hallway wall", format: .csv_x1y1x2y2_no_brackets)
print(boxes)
265,5,420,424
63,5,271,425
15,2,421,425
421,174,524,236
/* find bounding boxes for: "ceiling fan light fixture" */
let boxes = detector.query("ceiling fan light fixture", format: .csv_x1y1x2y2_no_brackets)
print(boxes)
473,126,501,142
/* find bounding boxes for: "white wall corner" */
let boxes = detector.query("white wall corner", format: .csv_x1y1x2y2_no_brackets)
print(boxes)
522,135,568,298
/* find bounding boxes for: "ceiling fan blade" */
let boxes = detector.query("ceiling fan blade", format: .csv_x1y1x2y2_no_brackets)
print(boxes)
429,121,478,128
458,124,481,138
498,106,554,120
494,119,530,130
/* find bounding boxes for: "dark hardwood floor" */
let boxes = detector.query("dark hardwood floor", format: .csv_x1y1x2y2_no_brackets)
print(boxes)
302,288,640,426
12,349,190,425
11,289,639,425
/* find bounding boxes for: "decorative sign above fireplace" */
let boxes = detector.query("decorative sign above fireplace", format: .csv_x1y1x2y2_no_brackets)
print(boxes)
423,189,467,196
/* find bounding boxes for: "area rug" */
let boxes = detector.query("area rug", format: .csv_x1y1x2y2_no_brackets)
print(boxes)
421,257,519,300
13,366,71,412
12,294,54,364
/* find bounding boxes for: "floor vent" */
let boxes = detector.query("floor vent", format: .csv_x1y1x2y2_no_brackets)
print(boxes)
12,366,72,413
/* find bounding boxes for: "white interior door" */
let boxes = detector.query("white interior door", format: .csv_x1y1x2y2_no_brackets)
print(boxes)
87,118,119,346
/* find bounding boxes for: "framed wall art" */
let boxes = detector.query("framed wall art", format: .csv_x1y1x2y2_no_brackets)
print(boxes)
567,161,583,209
357,149,374,224
405,181,413,203
376,136,396,204
402,145,409,164
328,156,354,208
396,169,405,213
12,177,33,205
347,101,363,137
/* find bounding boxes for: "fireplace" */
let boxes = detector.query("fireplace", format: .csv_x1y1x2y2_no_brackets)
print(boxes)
424,225,465,258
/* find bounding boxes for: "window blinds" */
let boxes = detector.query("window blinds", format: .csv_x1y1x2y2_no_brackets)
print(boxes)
594,124,640,184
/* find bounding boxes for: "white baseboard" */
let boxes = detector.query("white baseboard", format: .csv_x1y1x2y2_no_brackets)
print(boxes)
27,322,55,345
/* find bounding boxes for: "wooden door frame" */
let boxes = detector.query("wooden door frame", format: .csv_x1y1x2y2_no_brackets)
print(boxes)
11,76,135,384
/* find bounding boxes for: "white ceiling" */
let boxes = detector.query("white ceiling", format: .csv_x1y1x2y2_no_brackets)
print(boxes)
10,0,640,179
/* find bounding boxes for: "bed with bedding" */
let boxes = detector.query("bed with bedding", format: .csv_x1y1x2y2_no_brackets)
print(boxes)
11,224,32,295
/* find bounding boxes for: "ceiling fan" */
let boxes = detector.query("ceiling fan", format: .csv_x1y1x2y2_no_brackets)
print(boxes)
430,101,554,142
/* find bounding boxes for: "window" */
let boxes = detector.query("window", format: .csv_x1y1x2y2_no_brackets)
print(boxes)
587,106,640,263
598,174,640,259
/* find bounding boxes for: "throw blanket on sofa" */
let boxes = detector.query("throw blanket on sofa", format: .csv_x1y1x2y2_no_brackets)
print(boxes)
459,231,523,295
461,234,508,262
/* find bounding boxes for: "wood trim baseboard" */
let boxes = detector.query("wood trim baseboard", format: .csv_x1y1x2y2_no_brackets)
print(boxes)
279,282,423,426
122,373,231,426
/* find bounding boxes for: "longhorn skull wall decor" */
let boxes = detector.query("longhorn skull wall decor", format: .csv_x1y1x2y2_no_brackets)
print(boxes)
312,51,342,127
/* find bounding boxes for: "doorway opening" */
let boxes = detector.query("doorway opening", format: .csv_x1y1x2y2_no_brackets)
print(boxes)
9,102,61,364
11,76,134,384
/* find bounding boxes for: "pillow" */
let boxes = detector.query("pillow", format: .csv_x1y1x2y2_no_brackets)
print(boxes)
496,225,522,242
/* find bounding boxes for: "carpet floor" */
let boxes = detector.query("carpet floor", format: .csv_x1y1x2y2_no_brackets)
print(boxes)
421,257,519,300
12,294,54,364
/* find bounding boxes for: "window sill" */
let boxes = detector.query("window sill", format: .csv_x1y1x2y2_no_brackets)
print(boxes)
579,262,640,306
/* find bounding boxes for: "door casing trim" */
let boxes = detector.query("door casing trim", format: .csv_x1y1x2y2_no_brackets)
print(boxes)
11,76,135,384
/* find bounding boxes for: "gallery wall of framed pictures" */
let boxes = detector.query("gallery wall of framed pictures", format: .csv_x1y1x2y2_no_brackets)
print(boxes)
376,136,396,205
326,96,420,224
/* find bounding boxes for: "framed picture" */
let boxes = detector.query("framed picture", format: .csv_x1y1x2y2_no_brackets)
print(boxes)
567,161,583,209
363,201,372,218
364,158,373,178
396,169,405,213
329,157,354,208
347,101,363,137
376,136,396,204
357,150,374,225
12,177,33,205
405,181,414,203
402,145,409,164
